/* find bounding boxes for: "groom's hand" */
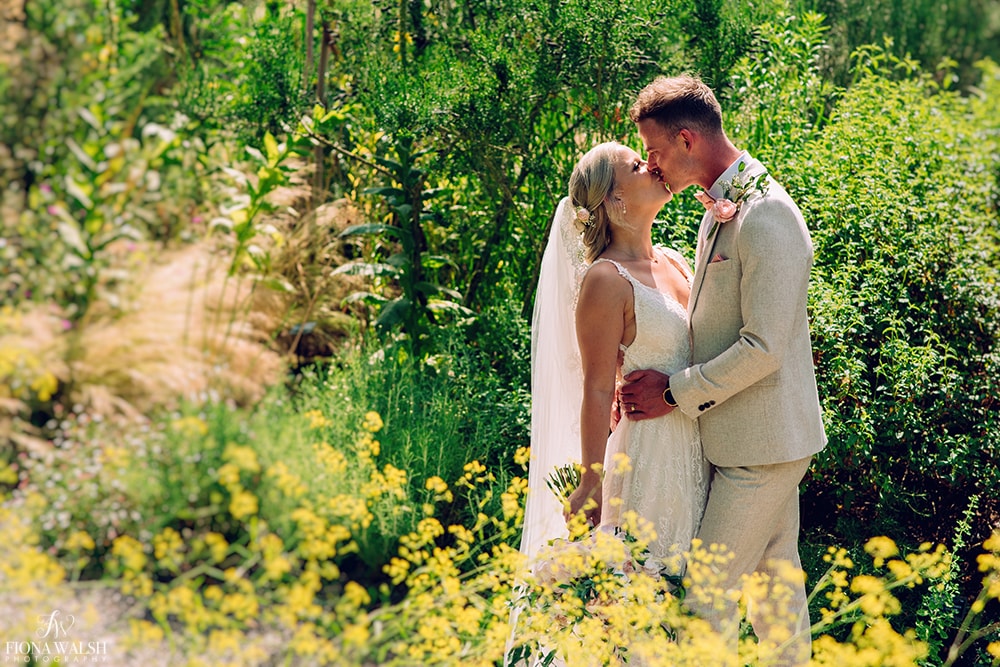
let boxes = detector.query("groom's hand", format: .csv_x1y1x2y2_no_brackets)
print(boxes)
620,369,673,421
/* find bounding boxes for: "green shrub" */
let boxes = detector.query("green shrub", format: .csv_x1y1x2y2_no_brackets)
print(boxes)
789,55,1000,543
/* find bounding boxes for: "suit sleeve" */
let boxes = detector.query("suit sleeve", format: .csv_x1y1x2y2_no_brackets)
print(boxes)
672,196,814,416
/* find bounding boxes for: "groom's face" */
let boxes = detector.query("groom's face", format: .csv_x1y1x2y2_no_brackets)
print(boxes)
637,119,688,192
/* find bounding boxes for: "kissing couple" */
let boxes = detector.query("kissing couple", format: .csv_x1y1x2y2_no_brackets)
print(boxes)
515,74,827,666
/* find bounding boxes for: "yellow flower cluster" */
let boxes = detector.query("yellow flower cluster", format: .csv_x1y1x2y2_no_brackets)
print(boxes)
5,405,1000,667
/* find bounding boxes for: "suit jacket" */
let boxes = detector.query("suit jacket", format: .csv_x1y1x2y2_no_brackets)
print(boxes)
671,158,827,467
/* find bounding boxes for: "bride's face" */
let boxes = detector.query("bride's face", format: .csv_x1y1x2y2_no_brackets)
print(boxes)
610,146,673,214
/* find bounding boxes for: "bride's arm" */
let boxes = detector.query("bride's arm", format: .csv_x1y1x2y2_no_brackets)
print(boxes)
565,263,629,526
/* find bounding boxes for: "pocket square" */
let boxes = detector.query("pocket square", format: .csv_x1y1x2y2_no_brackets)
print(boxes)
710,253,727,263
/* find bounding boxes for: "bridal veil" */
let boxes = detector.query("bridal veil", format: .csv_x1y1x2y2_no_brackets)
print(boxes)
519,196,589,559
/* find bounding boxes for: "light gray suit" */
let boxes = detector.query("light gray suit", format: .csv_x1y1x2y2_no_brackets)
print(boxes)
670,156,826,665
672,158,826,463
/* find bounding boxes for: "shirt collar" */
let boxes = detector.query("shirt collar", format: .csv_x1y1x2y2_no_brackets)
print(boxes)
706,151,752,200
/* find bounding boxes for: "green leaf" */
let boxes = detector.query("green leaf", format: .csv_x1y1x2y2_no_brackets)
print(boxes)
263,132,280,162
375,298,411,329
426,300,474,317
363,186,407,200
339,223,402,239
413,281,440,297
64,177,94,210
341,291,388,307
56,220,89,258
387,253,410,268
332,261,401,278
245,145,265,163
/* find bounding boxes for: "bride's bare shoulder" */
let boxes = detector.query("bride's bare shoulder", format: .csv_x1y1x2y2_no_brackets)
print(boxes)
578,259,630,303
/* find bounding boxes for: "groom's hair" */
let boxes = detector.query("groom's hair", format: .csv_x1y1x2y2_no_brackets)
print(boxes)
628,75,724,137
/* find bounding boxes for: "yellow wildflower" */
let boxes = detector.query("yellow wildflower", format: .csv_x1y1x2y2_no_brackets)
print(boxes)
229,489,258,520
514,446,530,466
217,462,241,487
65,530,96,552
315,442,348,474
29,371,58,401
267,462,307,498
0,461,17,485
343,580,371,609
153,526,184,571
171,415,209,437
112,535,148,572
865,536,899,567
823,546,855,569
362,410,384,432
887,559,914,581
223,443,260,473
203,532,229,563
342,622,370,647
304,409,332,429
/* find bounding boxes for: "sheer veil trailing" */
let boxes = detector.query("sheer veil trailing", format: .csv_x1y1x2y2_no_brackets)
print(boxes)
519,196,589,559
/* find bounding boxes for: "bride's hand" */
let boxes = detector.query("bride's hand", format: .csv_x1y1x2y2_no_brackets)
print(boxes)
565,473,602,526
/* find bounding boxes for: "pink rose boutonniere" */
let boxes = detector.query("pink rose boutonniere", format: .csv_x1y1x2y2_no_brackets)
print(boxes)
696,162,770,240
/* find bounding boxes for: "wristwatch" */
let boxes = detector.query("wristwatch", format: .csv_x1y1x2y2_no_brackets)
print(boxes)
662,381,678,407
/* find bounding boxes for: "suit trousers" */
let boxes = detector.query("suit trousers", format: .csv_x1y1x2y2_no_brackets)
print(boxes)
688,456,813,667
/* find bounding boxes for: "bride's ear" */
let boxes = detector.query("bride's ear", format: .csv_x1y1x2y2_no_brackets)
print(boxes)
605,193,627,224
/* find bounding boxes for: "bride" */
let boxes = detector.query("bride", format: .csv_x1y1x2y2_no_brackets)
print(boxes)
522,140,708,566
511,142,710,662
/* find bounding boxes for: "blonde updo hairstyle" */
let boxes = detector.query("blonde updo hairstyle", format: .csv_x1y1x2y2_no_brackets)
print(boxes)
568,142,627,263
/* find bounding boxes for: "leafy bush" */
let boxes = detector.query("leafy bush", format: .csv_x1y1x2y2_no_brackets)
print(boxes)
792,0,1000,88
788,55,1000,546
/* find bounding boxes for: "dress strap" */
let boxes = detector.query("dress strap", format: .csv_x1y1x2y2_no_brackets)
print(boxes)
589,259,636,355
589,257,633,282
656,246,695,282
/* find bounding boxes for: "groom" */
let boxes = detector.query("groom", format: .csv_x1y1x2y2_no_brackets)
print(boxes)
619,75,826,664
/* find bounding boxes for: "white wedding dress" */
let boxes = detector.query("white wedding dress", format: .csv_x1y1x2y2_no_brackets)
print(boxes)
509,198,709,666
592,254,709,569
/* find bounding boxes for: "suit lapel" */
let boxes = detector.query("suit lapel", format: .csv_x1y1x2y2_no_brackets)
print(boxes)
689,213,720,319
687,157,770,319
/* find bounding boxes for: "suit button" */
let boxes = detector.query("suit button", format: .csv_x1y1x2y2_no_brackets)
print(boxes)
698,403,707,411
709,400,716,406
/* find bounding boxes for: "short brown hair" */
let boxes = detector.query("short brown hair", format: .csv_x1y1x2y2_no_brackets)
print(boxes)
628,75,724,136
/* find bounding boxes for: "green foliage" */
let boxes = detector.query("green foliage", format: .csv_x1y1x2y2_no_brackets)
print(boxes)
319,0,686,321
914,495,981,660
792,0,1000,88
789,53,1000,544
335,134,473,355
212,131,296,277
232,7,309,142
265,334,529,572
1,0,212,315
726,11,838,162
678,0,785,91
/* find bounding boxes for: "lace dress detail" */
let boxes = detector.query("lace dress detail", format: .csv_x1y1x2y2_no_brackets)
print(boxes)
591,251,710,572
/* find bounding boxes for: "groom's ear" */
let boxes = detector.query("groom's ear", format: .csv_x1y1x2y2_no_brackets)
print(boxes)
678,128,695,151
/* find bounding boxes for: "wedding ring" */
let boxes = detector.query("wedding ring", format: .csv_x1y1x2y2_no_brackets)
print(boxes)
629,404,635,412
